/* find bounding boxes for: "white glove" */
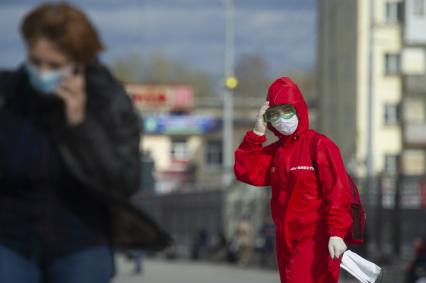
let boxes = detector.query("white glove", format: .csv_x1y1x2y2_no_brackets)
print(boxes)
328,236,347,259
253,101,269,136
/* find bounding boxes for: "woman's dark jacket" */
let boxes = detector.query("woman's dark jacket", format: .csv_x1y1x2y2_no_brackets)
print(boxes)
0,62,171,251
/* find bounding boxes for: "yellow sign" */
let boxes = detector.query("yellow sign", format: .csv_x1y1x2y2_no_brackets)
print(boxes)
225,76,238,89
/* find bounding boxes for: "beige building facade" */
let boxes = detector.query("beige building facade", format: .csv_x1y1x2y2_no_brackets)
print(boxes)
318,0,426,178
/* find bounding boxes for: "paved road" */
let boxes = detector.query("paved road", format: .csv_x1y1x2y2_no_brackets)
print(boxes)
112,256,358,283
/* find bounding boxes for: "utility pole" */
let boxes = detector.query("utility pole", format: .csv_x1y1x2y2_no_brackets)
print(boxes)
366,0,378,255
223,0,237,187
366,0,375,190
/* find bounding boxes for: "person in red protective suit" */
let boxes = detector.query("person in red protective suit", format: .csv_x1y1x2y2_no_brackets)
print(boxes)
234,77,353,283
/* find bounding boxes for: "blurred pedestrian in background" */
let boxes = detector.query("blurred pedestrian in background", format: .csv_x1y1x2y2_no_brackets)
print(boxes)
234,77,353,283
406,236,426,283
257,216,275,267
0,2,170,283
226,219,254,266
234,219,254,266
127,250,144,275
208,229,228,261
191,228,209,260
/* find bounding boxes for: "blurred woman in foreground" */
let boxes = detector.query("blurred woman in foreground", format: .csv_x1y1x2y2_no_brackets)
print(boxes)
0,3,169,282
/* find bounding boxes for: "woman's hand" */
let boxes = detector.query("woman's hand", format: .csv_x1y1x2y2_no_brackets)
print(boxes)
55,66,87,126
253,101,269,135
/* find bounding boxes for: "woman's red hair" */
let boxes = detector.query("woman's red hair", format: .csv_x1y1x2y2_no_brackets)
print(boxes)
21,2,104,64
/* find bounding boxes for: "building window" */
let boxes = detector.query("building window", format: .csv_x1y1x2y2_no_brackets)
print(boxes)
385,53,401,75
414,0,425,16
206,140,223,167
384,154,399,175
171,139,189,161
385,2,403,23
384,104,400,124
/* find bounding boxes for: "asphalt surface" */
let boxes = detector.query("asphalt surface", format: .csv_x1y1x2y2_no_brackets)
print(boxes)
112,256,359,283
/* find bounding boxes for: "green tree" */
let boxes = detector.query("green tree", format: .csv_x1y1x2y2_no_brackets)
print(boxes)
110,52,145,82
234,54,272,98
286,70,317,108
110,52,215,97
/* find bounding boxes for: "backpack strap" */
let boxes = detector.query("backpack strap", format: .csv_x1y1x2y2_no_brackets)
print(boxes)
310,132,321,177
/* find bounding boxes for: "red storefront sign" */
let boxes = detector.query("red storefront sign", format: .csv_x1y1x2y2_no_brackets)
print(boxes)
124,83,194,113
132,92,167,104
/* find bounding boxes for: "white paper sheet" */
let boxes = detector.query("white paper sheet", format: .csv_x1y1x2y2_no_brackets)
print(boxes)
340,250,382,283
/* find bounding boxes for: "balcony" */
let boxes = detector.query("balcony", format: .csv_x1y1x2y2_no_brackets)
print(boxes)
403,123,426,147
404,75,426,95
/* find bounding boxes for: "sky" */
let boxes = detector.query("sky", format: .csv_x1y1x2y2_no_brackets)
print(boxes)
0,0,317,79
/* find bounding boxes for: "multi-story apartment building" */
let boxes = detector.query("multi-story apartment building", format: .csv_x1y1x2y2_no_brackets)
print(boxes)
401,0,426,178
319,0,426,258
318,0,426,180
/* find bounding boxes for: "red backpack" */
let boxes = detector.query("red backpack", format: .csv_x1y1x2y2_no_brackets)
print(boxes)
310,134,365,245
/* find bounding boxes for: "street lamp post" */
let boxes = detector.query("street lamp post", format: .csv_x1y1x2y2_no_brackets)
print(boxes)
223,0,236,187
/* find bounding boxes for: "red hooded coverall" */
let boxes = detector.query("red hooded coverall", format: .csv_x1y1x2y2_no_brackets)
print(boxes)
234,77,353,283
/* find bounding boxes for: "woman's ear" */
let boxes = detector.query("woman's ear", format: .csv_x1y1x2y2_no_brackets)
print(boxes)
73,64,85,76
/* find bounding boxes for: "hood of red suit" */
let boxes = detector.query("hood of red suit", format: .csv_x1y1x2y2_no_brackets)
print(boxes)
266,77,309,140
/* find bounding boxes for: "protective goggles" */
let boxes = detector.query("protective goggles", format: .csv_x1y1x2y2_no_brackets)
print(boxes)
263,104,296,123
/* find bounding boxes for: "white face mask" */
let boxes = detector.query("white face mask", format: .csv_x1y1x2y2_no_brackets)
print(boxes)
271,115,299,136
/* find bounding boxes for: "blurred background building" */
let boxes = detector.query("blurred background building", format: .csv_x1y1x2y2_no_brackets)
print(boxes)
122,80,270,257
319,0,426,177
318,1,426,280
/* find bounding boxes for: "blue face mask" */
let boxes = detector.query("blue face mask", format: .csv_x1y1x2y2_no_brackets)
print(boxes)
25,62,72,94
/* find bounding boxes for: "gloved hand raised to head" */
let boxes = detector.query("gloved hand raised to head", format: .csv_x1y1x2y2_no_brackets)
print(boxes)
328,236,347,259
253,101,269,136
